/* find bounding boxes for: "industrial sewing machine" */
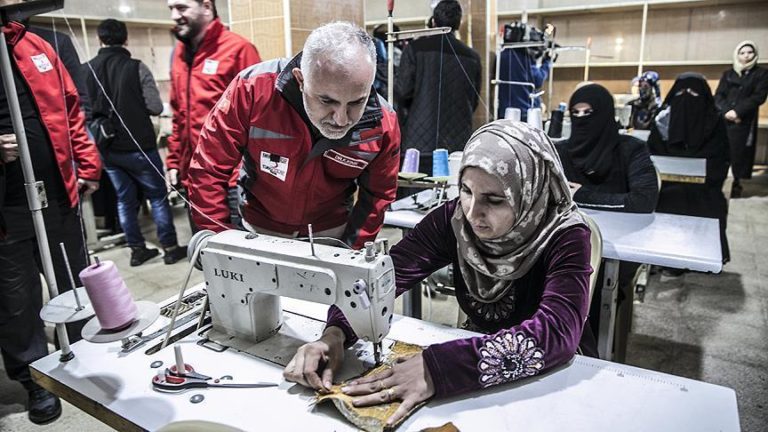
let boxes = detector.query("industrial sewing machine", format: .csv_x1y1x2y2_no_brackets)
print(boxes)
189,230,396,365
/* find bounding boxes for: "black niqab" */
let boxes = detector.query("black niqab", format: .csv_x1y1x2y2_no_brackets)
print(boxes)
664,73,719,154
567,83,620,182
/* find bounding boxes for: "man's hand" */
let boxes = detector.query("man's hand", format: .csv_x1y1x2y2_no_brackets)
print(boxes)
724,110,741,123
341,353,436,427
166,168,179,190
283,326,346,392
0,134,19,163
78,179,100,196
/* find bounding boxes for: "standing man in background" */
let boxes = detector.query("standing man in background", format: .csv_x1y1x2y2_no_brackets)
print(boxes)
165,0,261,229
87,19,187,267
0,17,101,424
395,0,481,173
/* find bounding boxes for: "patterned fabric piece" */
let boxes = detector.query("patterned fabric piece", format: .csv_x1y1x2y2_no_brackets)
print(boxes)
451,120,585,303
477,331,545,387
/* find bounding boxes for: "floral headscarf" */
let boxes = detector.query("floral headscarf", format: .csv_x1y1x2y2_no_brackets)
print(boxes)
451,120,586,303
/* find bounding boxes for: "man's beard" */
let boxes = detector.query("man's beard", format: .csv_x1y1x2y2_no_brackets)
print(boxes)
302,93,352,140
172,20,203,44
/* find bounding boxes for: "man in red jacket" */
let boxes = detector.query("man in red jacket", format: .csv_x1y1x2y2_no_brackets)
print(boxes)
188,22,400,249
165,0,260,229
0,20,101,424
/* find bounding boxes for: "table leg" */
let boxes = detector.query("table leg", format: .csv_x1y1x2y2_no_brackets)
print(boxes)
597,259,619,361
396,227,422,319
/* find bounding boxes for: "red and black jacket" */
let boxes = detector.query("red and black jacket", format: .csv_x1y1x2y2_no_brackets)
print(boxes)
166,19,261,188
188,54,401,249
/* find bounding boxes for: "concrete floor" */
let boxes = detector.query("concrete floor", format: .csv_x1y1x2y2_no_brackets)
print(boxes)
1,172,767,431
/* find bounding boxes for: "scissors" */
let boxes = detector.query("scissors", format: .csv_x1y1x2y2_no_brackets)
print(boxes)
152,363,277,393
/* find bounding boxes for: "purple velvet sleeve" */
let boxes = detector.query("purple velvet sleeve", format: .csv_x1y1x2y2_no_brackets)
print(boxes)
326,202,457,347
422,226,592,399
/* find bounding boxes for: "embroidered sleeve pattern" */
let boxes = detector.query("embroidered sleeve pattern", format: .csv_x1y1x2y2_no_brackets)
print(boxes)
477,330,545,388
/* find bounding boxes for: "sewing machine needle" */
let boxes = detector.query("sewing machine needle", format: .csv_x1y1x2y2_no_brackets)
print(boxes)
373,342,382,366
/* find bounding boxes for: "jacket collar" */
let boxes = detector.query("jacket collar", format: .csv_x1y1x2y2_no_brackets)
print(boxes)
275,52,384,149
179,18,224,64
97,45,132,58
1,21,27,46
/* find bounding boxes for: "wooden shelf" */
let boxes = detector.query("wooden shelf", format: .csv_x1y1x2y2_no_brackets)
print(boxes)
37,13,173,27
497,0,761,18
553,60,768,68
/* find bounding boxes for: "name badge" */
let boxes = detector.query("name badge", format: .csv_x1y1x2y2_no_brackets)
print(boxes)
260,151,289,182
202,59,219,75
31,53,53,73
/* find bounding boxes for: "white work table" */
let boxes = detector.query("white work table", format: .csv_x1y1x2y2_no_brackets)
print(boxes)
31,295,739,432
650,155,707,183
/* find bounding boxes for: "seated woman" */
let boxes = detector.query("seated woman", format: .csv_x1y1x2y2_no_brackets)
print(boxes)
557,83,659,213
556,83,659,361
648,73,730,264
284,120,595,426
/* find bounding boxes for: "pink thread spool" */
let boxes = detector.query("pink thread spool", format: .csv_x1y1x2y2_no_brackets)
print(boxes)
402,148,420,173
79,260,137,331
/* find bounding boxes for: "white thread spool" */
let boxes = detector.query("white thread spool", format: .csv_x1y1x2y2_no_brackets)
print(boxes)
504,107,521,122
527,107,543,131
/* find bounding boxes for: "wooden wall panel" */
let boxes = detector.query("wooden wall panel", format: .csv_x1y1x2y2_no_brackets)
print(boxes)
289,0,365,52
230,0,286,61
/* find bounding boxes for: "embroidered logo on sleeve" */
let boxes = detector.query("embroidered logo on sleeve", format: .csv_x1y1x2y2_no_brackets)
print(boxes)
477,331,544,388
323,149,369,170
202,59,219,75
31,54,53,73
260,151,289,181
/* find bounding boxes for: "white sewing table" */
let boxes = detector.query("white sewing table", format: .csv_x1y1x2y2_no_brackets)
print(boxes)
385,191,722,360
650,155,706,184
31,292,738,431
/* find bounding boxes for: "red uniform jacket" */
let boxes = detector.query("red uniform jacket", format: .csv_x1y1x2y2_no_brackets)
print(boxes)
1,22,101,208
188,55,401,249
166,19,261,187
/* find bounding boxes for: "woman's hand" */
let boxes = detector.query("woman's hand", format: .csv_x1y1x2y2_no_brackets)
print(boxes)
341,353,435,427
0,134,18,163
568,182,582,194
724,110,741,123
283,326,345,391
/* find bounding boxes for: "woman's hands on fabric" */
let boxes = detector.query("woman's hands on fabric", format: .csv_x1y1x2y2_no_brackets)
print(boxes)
283,326,345,392
724,110,741,123
0,134,18,163
341,353,435,427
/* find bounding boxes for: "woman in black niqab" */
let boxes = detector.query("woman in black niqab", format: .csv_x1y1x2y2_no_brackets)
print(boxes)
649,73,730,263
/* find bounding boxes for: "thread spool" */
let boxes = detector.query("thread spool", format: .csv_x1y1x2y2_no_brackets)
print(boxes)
548,110,564,138
432,149,449,177
79,260,137,331
448,151,463,185
504,107,521,122
527,108,543,131
402,148,420,173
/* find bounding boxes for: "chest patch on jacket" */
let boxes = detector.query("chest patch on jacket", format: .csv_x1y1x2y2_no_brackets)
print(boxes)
202,59,219,75
260,151,289,181
323,149,369,170
31,53,53,73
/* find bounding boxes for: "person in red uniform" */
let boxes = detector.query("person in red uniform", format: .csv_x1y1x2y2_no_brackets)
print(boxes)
165,0,260,228
187,22,401,249
0,18,101,424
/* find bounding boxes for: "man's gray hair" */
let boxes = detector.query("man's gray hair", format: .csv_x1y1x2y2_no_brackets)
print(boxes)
301,22,376,81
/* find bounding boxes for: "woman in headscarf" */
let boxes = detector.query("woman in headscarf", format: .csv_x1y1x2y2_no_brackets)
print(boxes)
557,83,659,213
714,41,768,197
284,120,595,426
649,73,730,264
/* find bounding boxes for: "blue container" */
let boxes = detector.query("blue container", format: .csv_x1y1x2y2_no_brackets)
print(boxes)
432,149,450,177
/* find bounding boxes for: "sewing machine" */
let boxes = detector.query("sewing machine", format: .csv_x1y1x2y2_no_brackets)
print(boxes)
190,230,396,364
